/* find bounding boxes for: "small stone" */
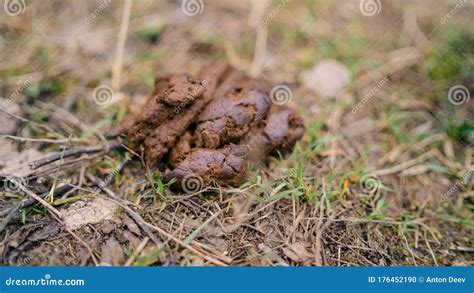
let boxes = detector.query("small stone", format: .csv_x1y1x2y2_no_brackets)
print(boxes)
62,197,119,230
302,59,351,99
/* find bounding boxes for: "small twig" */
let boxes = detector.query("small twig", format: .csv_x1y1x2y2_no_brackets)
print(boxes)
1,135,86,144
400,225,418,266
328,107,343,168
143,221,228,266
86,174,160,245
36,101,92,133
373,150,434,176
0,184,74,232
11,178,62,218
183,209,223,246
423,230,438,266
124,237,150,266
190,240,234,264
29,140,124,170
112,0,132,91
0,184,74,217
167,187,211,205
249,0,268,77
48,134,73,204
432,147,457,172
464,148,472,172
379,133,445,166
352,47,421,91
314,179,328,266
450,246,474,253
29,152,105,180
0,108,59,135
49,212,100,266
400,165,429,177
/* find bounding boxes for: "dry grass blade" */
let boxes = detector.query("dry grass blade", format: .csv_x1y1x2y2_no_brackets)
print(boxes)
86,174,160,245
183,209,223,246
29,141,124,170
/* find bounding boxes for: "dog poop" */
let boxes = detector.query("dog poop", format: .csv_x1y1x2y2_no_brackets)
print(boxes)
115,62,305,190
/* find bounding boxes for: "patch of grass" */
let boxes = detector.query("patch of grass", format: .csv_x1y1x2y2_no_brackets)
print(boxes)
315,35,372,70
133,247,165,266
144,166,175,202
135,22,166,43
425,27,474,80
437,213,474,230
24,84,41,100
438,111,474,142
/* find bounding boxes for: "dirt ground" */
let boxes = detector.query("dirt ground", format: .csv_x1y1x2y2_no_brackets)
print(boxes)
0,0,473,266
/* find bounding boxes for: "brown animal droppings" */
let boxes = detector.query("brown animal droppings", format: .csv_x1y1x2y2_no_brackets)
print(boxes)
158,73,205,107
119,63,304,190
195,80,272,149
244,106,305,161
265,107,304,149
163,145,249,190
168,130,193,166
127,73,205,151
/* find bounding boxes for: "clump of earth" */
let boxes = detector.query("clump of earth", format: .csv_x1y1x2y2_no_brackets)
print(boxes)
109,62,305,190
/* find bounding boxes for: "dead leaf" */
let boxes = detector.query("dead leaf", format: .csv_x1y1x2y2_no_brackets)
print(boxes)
116,230,141,249
282,242,312,263
100,237,124,266
122,215,141,235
